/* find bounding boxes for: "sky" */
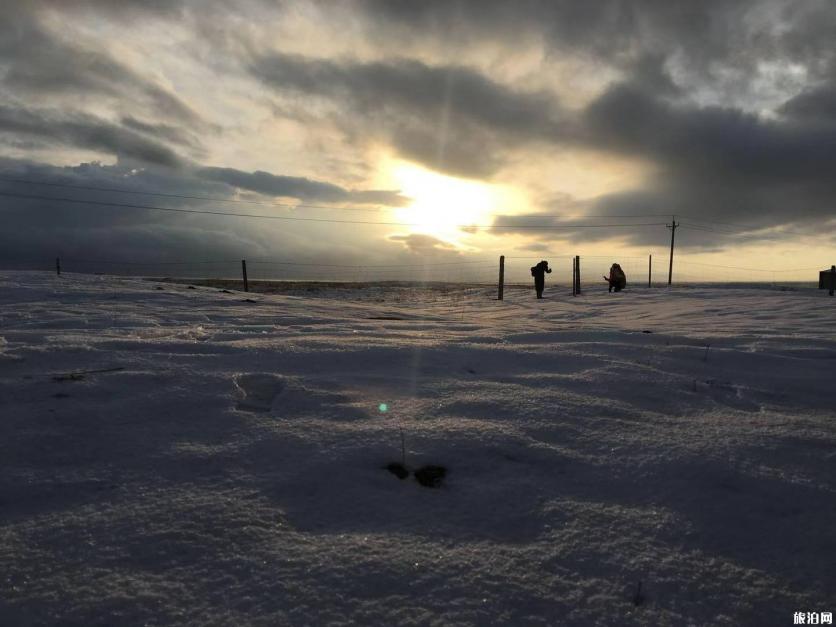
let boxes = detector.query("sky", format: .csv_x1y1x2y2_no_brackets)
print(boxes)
1,0,835,282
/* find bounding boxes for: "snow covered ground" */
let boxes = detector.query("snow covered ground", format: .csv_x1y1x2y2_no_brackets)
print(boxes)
1,271,834,626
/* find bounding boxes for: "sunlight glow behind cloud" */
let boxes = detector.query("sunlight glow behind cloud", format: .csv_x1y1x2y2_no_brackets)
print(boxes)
390,161,502,245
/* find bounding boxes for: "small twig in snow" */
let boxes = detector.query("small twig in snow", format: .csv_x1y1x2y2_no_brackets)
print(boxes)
400,426,406,468
633,580,644,606
52,366,125,381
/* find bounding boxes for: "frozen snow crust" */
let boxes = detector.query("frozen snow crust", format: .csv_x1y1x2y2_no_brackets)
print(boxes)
1,271,834,626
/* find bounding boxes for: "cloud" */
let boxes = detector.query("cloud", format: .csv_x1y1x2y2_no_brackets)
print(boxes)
579,79,836,229
120,116,204,153
387,233,460,254
0,8,206,129
779,84,836,124
515,242,552,253
197,166,409,206
250,53,559,134
0,104,188,168
352,1,836,86
250,52,566,177
584,82,836,186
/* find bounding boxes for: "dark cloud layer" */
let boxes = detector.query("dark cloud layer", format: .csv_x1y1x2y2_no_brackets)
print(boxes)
780,85,836,124
491,67,836,247
355,0,836,84
0,104,187,168
0,159,413,269
197,166,408,206
250,52,566,177
251,53,561,138
579,79,836,242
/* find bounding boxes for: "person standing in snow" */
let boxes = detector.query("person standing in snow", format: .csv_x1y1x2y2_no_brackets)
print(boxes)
530,260,552,299
603,263,627,292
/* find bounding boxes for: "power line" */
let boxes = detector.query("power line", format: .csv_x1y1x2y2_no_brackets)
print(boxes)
59,257,496,268
0,177,692,221
0,191,670,229
505,255,650,259
60,258,240,265
504,255,575,259
249,258,495,267
3,175,830,239
680,223,809,241
680,221,814,238
0,176,387,213
677,214,813,235
488,213,672,219
680,223,736,234
678,259,822,272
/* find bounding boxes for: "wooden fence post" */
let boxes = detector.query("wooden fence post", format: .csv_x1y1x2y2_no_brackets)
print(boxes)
56,257,61,276
830,265,835,297
572,257,577,297
242,259,248,292
576,255,581,295
648,254,652,288
497,255,505,300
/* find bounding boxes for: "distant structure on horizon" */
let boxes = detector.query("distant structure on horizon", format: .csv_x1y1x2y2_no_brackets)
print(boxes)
819,266,836,295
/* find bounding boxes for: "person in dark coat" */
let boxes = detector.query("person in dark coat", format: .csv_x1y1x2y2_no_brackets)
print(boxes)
603,263,627,292
530,260,552,299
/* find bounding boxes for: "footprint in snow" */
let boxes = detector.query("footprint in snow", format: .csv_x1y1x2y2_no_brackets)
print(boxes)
235,373,287,412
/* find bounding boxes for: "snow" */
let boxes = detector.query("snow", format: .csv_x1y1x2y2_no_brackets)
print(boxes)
1,271,834,626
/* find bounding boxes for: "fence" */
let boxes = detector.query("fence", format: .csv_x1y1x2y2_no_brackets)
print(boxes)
2,254,830,304
28,256,500,305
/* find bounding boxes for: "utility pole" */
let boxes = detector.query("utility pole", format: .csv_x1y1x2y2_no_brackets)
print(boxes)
667,216,679,285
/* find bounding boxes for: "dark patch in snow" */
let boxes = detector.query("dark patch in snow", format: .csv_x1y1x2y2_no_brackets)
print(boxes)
385,462,409,480
52,373,85,381
414,465,446,488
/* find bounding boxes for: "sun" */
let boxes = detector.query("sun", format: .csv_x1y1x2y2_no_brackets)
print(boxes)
389,162,501,244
